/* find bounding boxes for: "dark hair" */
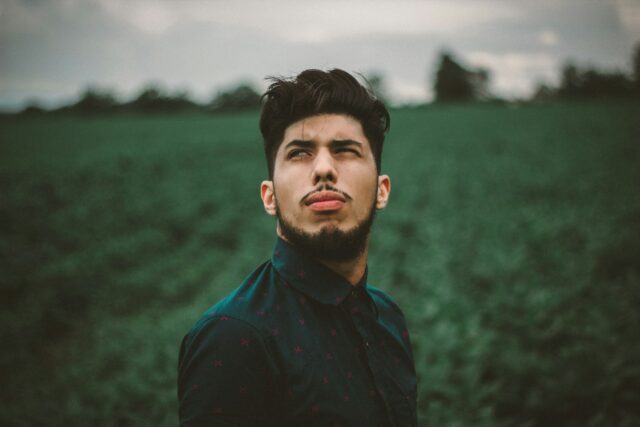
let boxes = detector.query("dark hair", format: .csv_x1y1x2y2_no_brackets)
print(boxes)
259,69,390,179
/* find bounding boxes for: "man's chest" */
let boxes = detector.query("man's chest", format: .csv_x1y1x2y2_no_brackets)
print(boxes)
264,298,417,426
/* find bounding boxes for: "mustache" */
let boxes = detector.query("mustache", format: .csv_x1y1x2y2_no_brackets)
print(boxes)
301,184,353,204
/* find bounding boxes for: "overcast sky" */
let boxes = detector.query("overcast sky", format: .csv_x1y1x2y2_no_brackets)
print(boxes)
1,0,639,110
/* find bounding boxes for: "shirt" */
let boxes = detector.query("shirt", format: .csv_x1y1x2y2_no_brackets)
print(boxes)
178,237,418,426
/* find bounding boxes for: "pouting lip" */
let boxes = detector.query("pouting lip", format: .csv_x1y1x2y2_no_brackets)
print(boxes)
304,191,347,206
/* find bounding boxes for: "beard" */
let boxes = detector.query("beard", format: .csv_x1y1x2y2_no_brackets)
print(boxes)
276,197,377,263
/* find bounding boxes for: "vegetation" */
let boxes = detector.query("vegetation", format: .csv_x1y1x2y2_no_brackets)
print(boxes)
15,43,640,118
20,82,262,116
556,64,634,99
1,100,639,426
209,83,262,112
533,43,640,102
433,51,491,102
124,85,200,113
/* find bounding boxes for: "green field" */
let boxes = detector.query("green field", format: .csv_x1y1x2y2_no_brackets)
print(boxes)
1,102,639,426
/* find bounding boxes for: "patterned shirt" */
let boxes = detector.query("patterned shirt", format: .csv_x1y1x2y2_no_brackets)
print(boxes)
178,237,417,426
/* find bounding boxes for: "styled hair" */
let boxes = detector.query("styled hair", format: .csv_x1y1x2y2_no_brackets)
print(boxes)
259,69,390,179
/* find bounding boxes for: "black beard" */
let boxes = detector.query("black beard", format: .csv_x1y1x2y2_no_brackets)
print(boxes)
276,201,376,263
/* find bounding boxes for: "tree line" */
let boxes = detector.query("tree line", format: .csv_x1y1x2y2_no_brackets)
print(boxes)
21,82,263,115
433,42,640,103
19,42,640,115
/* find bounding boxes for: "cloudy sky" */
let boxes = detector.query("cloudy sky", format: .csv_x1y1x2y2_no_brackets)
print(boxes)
1,0,638,110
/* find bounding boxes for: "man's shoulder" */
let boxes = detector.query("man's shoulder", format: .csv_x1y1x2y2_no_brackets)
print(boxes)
366,283,414,363
177,260,284,414
366,283,406,317
184,259,279,342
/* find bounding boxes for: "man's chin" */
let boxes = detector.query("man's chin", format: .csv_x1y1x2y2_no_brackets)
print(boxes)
277,214,375,263
308,223,350,235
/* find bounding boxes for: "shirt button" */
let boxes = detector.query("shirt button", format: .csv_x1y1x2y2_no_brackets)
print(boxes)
365,341,370,348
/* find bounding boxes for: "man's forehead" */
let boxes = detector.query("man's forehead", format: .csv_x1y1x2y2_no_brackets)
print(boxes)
282,113,366,144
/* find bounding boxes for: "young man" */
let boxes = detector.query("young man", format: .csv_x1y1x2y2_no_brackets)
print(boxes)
178,69,417,426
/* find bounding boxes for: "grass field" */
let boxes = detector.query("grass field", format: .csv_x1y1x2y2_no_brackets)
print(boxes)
1,101,639,426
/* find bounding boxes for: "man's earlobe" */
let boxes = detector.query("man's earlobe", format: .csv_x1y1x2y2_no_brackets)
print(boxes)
260,180,277,216
376,175,391,209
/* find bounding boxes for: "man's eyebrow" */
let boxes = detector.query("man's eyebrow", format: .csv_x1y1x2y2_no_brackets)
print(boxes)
283,138,364,150
284,139,315,150
331,139,363,148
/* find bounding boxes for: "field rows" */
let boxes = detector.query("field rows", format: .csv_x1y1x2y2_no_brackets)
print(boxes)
1,103,639,425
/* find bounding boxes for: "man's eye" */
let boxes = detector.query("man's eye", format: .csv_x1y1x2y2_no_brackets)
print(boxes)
288,150,310,159
335,148,359,155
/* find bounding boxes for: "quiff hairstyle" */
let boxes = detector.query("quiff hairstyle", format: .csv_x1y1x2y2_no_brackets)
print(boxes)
259,69,390,179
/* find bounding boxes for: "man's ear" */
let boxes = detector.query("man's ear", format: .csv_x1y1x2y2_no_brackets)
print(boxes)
261,180,277,216
376,175,391,209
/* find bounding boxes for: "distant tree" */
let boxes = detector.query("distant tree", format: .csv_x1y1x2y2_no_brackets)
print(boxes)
20,99,47,115
128,84,198,112
531,82,556,103
558,62,633,99
133,85,163,108
209,83,261,112
433,51,490,102
21,105,46,115
633,42,640,93
71,87,118,113
558,63,583,98
581,69,631,97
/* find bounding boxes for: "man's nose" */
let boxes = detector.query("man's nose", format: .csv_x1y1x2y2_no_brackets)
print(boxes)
312,149,337,185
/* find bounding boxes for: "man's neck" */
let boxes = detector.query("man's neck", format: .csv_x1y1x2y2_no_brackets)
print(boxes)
317,248,368,286
276,229,368,286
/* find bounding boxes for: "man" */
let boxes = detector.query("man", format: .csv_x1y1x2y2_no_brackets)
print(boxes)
178,69,417,426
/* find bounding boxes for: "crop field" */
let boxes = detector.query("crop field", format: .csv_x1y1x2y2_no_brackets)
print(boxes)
1,101,639,426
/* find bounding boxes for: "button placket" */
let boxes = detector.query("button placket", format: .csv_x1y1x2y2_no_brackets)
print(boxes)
347,293,396,423
351,288,409,425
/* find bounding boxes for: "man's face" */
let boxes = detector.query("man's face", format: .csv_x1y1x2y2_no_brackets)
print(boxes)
261,113,390,261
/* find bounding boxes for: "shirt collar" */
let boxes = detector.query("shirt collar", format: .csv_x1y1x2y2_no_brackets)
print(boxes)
271,237,367,306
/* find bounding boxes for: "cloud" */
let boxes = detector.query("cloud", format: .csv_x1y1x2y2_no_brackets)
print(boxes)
537,29,559,46
615,0,640,42
94,0,523,42
0,0,635,109
390,80,430,104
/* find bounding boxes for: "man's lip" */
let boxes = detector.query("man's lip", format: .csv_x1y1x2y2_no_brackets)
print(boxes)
304,191,347,205
307,199,345,212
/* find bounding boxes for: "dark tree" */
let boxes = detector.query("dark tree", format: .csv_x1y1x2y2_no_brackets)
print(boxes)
133,86,163,107
559,63,583,98
633,42,640,92
581,69,631,97
71,87,118,113
128,84,198,112
433,51,490,102
558,62,633,99
209,83,261,111
531,83,555,102
20,99,47,115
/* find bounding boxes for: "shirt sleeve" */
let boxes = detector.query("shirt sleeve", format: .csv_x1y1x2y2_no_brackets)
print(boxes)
178,315,280,426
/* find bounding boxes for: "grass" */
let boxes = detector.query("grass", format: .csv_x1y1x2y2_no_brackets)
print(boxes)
1,102,639,426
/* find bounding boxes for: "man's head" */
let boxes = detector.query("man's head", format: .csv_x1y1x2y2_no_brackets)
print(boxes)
259,69,391,262
260,69,390,179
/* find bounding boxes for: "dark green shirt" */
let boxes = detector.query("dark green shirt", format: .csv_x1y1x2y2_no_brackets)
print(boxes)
178,238,417,426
